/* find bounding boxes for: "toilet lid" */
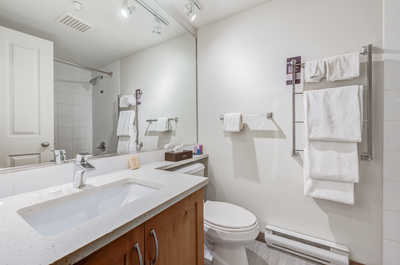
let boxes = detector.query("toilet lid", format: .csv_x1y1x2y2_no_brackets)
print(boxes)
204,201,257,230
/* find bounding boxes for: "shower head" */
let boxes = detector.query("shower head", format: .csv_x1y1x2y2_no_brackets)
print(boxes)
89,75,104,86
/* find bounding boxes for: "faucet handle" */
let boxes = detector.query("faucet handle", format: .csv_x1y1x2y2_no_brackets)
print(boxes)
54,150,66,164
75,153,95,170
75,153,91,164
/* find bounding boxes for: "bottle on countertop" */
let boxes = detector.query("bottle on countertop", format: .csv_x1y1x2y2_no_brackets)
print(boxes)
193,144,203,155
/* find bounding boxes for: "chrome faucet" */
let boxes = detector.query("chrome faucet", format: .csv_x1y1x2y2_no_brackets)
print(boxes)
73,153,95,189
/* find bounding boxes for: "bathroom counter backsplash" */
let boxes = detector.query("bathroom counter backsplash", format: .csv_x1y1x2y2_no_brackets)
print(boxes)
0,158,208,265
0,150,207,200
150,153,208,170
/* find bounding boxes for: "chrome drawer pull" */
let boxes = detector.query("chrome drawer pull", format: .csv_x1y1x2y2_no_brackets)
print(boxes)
150,229,159,265
133,242,143,265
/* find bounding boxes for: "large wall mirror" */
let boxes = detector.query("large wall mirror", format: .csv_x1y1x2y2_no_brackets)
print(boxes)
0,0,197,170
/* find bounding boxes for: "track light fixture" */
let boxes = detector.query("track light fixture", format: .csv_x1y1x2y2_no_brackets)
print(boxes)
152,18,162,35
121,0,136,18
185,0,201,22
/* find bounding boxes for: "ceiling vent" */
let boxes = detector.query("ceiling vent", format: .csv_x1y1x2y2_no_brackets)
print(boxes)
57,13,91,32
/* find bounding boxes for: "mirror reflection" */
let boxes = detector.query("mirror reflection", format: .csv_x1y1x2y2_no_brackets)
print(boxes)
0,0,197,169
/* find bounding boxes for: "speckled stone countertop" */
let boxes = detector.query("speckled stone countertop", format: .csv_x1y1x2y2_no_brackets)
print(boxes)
0,156,208,265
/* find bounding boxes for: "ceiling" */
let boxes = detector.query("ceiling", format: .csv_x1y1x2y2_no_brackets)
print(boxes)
0,0,186,67
160,0,270,28
0,0,270,68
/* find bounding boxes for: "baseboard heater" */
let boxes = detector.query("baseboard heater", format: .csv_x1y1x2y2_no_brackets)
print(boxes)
265,225,350,265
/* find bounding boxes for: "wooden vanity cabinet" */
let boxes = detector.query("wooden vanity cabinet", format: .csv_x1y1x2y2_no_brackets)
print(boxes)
145,189,204,265
75,224,145,265
74,189,204,265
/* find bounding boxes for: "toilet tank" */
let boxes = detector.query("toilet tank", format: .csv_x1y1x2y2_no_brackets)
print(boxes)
175,163,205,176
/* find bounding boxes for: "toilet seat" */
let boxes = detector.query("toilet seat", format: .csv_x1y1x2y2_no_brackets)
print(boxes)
204,220,259,233
204,201,259,244
204,201,257,230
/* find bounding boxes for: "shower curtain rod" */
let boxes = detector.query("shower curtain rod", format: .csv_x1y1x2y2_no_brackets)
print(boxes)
54,57,113,77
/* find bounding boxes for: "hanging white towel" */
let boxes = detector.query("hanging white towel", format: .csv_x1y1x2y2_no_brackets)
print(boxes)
304,141,356,205
117,136,137,154
302,86,363,205
304,59,326,83
117,111,135,137
224,113,243,132
325,52,360,81
305,85,363,143
304,159,355,205
151,117,170,132
305,141,359,183
119,95,136,108
117,136,130,153
117,110,136,154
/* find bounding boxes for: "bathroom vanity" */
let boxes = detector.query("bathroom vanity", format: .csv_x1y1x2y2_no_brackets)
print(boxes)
75,188,204,265
0,156,208,265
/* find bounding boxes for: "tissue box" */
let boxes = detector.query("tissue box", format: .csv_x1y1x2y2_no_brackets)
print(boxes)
165,151,193,162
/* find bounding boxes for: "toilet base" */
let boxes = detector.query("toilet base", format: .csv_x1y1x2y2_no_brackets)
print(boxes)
211,243,249,265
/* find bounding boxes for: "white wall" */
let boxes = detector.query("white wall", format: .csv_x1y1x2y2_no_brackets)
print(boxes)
92,61,121,155
197,0,383,264
120,34,197,151
382,0,400,264
54,62,93,159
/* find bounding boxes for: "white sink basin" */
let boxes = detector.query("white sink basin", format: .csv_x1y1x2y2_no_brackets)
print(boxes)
17,179,159,236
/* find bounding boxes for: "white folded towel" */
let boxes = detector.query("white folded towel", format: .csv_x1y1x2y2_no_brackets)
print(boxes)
305,141,359,183
117,111,135,137
304,59,326,83
304,122,355,205
119,95,136,107
305,85,363,143
117,136,130,153
304,159,355,205
326,52,360,81
152,117,170,132
224,113,243,132
303,85,364,205
117,136,136,154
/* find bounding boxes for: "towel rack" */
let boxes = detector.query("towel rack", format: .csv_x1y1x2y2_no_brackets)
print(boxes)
117,89,144,151
289,44,373,161
146,117,179,123
117,95,135,113
219,113,274,120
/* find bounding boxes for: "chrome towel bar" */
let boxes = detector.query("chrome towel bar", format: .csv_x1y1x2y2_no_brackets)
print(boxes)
289,44,373,161
219,113,273,120
146,117,179,123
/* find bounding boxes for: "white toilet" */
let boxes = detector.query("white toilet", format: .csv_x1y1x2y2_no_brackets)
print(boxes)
176,163,259,265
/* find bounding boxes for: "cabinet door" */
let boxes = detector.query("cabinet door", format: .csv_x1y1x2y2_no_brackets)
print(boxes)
145,189,204,265
75,224,144,265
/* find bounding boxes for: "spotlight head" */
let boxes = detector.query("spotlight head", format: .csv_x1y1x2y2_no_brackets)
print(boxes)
185,0,199,22
121,0,135,18
190,12,197,22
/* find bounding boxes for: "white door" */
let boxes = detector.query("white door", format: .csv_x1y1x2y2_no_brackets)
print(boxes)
0,26,54,168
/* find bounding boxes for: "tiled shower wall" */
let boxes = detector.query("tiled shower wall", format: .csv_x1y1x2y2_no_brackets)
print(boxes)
383,0,400,264
54,62,93,159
